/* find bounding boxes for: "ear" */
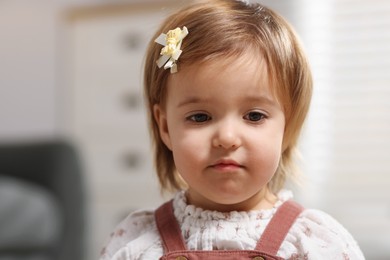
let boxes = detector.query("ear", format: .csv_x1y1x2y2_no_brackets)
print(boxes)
153,104,172,150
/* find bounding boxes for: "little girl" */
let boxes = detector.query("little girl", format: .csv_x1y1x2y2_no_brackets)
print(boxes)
100,0,365,259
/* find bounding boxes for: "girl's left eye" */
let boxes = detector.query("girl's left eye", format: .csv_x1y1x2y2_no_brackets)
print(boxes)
244,111,266,122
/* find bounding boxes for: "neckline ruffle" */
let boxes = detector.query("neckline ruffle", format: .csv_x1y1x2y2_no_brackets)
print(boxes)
173,190,293,223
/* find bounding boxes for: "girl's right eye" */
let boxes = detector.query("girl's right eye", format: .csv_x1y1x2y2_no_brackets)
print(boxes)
186,113,211,123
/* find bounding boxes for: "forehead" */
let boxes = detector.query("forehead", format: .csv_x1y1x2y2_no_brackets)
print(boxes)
165,51,276,102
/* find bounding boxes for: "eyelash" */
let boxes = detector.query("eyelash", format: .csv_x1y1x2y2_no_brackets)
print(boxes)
186,113,211,123
185,111,267,123
243,111,267,122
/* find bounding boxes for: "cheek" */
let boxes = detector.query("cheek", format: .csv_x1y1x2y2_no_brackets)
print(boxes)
170,128,208,170
249,126,284,172
266,117,286,154
250,143,281,168
268,130,285,173
268,126,284,161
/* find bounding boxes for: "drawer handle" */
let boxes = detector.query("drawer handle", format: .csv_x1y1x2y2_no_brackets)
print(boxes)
122,151,141,169
122,92,141,110
123,32,142,50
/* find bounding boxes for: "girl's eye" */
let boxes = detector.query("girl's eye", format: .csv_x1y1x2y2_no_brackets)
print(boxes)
244,111,266,122
187,113,211,123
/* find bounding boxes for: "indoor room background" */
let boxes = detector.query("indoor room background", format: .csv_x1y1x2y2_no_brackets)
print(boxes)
0,0,389,259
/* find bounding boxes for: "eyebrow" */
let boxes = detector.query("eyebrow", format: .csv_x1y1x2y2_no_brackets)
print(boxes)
177,97,208,108
177,95,278,108
245,95,278,106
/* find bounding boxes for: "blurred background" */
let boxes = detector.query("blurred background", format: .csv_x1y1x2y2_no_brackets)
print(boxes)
0,0,389,259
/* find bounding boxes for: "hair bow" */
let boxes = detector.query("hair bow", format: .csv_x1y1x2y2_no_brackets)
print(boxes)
155,26,189,73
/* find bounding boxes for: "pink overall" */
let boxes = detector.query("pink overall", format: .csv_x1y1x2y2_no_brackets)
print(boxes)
155,200,304,260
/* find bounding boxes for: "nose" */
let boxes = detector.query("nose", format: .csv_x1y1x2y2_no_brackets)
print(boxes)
212,120,242,150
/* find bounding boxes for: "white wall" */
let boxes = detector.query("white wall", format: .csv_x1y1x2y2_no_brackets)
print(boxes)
0,1,58,140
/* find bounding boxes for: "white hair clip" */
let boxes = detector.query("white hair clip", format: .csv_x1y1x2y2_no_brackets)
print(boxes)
155,26,189,73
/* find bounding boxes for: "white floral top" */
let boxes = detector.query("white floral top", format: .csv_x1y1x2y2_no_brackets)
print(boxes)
100,190,365,260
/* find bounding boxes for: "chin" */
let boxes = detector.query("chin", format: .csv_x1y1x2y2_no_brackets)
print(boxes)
209,194,252,207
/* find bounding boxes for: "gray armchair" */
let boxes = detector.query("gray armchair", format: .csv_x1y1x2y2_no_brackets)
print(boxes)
0,140,86,260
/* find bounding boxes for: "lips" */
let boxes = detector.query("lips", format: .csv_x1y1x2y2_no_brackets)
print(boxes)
210,159,243,171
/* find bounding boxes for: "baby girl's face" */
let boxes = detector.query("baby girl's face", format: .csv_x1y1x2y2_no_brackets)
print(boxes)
154,53,285,212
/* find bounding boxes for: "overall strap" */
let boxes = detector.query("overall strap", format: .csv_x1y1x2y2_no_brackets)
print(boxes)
255,200,304,255
155,200,187,252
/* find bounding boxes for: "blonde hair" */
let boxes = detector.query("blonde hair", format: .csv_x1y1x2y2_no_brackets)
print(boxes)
144,0,312,194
